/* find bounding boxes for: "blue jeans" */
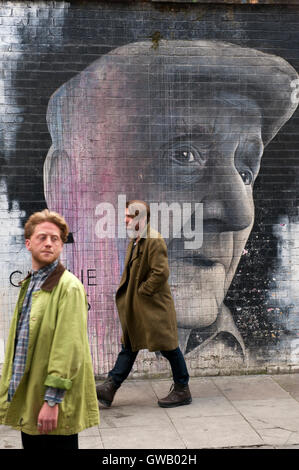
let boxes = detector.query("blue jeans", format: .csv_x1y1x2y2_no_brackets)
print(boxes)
109,343,189,387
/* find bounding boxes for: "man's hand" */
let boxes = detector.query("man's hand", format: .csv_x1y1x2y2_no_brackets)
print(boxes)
37,402,59,434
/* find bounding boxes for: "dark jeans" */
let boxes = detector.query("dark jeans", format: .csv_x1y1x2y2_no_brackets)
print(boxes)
109,343,189,387
21,431,78,450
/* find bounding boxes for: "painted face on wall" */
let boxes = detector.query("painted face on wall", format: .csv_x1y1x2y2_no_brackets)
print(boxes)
152,99,262,328
44,41,298,366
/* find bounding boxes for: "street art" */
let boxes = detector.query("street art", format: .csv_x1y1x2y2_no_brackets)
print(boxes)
0,2,70,368
43,40,299,376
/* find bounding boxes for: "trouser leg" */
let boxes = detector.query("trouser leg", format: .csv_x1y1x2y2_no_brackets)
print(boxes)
108,342,139,387
160,347,189,385
158,347,192,408
97,341,139,408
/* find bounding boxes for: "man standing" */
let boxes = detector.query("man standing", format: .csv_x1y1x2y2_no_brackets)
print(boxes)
0,209,99,449
96,200,191,408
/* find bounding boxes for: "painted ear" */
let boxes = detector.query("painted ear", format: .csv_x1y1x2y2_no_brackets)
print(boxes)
43,146,74,216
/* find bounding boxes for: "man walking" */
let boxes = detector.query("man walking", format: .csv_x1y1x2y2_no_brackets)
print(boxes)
96,200,191,408
0,209,99,449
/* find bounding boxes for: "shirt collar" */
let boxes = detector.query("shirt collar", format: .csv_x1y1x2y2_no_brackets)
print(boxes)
31,259,59,277
19,261,66,289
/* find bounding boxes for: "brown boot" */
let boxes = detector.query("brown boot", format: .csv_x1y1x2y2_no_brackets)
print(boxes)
96,377,119,408
158,383,192,408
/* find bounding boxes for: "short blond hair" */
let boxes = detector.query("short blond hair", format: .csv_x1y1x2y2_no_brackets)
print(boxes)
24,209,69,243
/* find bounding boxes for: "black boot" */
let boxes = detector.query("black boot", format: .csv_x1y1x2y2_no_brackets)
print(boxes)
158,383,192,408
96,377,119,408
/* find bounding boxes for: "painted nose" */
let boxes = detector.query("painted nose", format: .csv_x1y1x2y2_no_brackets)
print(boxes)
202,171,254,233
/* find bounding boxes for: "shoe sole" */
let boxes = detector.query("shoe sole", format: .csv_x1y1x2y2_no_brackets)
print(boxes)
157,398,192,408
98,398,112,408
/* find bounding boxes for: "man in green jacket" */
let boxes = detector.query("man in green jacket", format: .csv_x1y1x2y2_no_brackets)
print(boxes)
96,200,192,409
0,209,99,449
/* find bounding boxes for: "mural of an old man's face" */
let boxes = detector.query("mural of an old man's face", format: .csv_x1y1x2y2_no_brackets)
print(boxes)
44,41,298,372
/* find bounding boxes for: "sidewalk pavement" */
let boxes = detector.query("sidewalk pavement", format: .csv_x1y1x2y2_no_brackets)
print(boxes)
2,373,299,450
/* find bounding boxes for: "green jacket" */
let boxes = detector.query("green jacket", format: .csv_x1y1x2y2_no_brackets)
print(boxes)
0,262,99,435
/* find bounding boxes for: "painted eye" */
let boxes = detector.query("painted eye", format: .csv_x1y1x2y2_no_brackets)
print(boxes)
239,169,253,185
178,150,195,163
168,145,203,167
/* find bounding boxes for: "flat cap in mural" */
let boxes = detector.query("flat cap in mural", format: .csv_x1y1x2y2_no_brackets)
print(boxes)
48,40,298,151
115,40,299,146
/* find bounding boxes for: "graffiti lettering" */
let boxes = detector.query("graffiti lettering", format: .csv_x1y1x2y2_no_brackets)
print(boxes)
73,268,98,287
9,269,97,288
9,270,23,287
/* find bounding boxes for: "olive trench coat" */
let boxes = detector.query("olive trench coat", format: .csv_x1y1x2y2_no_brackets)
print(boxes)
116,225,178,352
0,263,99,435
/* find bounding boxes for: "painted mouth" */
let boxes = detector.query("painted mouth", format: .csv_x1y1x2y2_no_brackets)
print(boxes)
169,255,227,329
167,233,229,274
178,254,217,268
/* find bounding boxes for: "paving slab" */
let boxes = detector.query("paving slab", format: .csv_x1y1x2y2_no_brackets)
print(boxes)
99,404,172,429
79,435,104,449
232,398,299,446
0,425,21,450
164,396,238,419
212,375,291,401
272,374,299,402
171,414,264,448
1,374,299,450
232,398,299,430
112,380,158,406
0,435,22,450
99,423,186,449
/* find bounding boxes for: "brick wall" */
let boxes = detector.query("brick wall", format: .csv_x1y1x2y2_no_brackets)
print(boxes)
1,0,299,378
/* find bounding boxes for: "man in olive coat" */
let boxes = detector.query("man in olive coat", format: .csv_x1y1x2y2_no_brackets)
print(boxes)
96,200,191,408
